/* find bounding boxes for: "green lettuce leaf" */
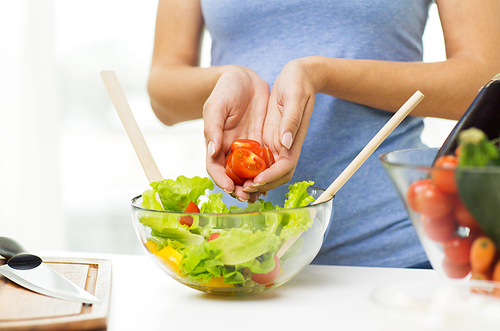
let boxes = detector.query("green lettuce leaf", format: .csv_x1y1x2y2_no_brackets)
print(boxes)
200,193,230,214
151,227,204,246
208,228,279,265
150,176,214,212
284,180,316,208
141,189,164,211
180,243,225,284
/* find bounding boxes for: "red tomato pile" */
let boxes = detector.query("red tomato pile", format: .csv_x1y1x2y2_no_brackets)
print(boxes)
407,153,500,283
225,139,275,185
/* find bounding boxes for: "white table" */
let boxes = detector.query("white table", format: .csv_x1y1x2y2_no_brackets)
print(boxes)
58,252,437,331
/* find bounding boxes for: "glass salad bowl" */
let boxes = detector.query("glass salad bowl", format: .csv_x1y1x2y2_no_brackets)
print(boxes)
130,177,334,295
380,147,500,283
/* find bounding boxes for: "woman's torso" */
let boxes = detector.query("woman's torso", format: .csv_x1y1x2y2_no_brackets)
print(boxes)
201,0,433,267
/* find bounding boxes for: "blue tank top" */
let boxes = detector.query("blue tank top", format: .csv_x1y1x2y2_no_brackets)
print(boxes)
201,0,432,267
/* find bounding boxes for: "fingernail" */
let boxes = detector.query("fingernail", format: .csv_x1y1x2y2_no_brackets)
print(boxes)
208,140,215,157
282,131,293,149
223,189,233,195
237,197,248,203
242,187,259,193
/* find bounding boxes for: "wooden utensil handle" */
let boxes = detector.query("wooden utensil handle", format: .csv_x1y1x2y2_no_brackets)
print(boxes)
100,70,163,183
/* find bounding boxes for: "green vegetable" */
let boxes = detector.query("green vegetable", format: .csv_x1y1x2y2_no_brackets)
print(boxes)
139,176,317,286
458,128,500,167
200,193,230,214
456,128,500,248
284,180,316,208
151,176,214,212
209,229,279,265
150,227,204,246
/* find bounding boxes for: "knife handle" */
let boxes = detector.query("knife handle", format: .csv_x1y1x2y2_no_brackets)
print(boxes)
0,237,42,270
0,237,29,259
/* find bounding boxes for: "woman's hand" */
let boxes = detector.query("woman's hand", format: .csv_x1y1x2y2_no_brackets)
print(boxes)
245,58,322,194
204,65,270,201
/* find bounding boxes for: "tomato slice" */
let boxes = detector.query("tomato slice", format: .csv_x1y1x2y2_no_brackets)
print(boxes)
225,154,246,185
230,139,261,153
251,255,280,284
254,146,275,168
231,148,266,178
180,201,199,227
208,232,220,241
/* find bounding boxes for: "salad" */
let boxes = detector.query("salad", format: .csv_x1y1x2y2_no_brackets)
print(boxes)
136,176,317,289
407,127,500,287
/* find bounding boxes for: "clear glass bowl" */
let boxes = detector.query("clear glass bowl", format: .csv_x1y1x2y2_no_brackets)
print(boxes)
380,147,500,281
130,186,334,295
370,279,500,331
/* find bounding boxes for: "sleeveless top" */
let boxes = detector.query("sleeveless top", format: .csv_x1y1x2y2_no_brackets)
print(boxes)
201,0,433,267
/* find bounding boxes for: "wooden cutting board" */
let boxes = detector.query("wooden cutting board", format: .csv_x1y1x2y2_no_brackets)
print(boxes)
0,257,112,331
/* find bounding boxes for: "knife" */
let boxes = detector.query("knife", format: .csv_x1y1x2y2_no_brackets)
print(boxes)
0,237,100,304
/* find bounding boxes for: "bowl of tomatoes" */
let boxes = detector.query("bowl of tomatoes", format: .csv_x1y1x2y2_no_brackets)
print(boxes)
130,175,334,295
380,141,500,284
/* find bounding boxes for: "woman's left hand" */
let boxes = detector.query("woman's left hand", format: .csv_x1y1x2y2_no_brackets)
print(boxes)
244,58,322,194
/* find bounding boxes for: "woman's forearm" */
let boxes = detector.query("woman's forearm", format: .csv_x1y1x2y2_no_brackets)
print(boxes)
147,64,226,126
302,0,500,121
305,56,499,120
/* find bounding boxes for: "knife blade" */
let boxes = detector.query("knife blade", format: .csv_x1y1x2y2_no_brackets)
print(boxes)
0,237,100,304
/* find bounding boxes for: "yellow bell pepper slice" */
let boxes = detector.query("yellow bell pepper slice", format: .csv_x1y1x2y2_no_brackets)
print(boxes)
155,245,183,276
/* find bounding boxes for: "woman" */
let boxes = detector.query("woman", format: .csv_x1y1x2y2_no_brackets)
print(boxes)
147,0,500,267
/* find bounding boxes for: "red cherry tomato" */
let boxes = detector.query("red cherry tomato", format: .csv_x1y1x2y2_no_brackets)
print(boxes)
251,255,280,285
225,154,246,185
454,199,480,230
432,155,459,193
230,139,260,153
407,179,433,212
254,146,275,168
180,201,199,227
410,181,454,219
443,236,472,265
421,214,456,242
442,257,471,279
208,232,220,241
231,148,266,179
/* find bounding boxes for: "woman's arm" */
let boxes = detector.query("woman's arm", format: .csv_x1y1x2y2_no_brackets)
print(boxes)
148,0,271,199
147,0,223,126
306,0,500,120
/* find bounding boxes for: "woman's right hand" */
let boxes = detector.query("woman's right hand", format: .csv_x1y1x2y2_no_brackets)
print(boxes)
204,65,270,201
